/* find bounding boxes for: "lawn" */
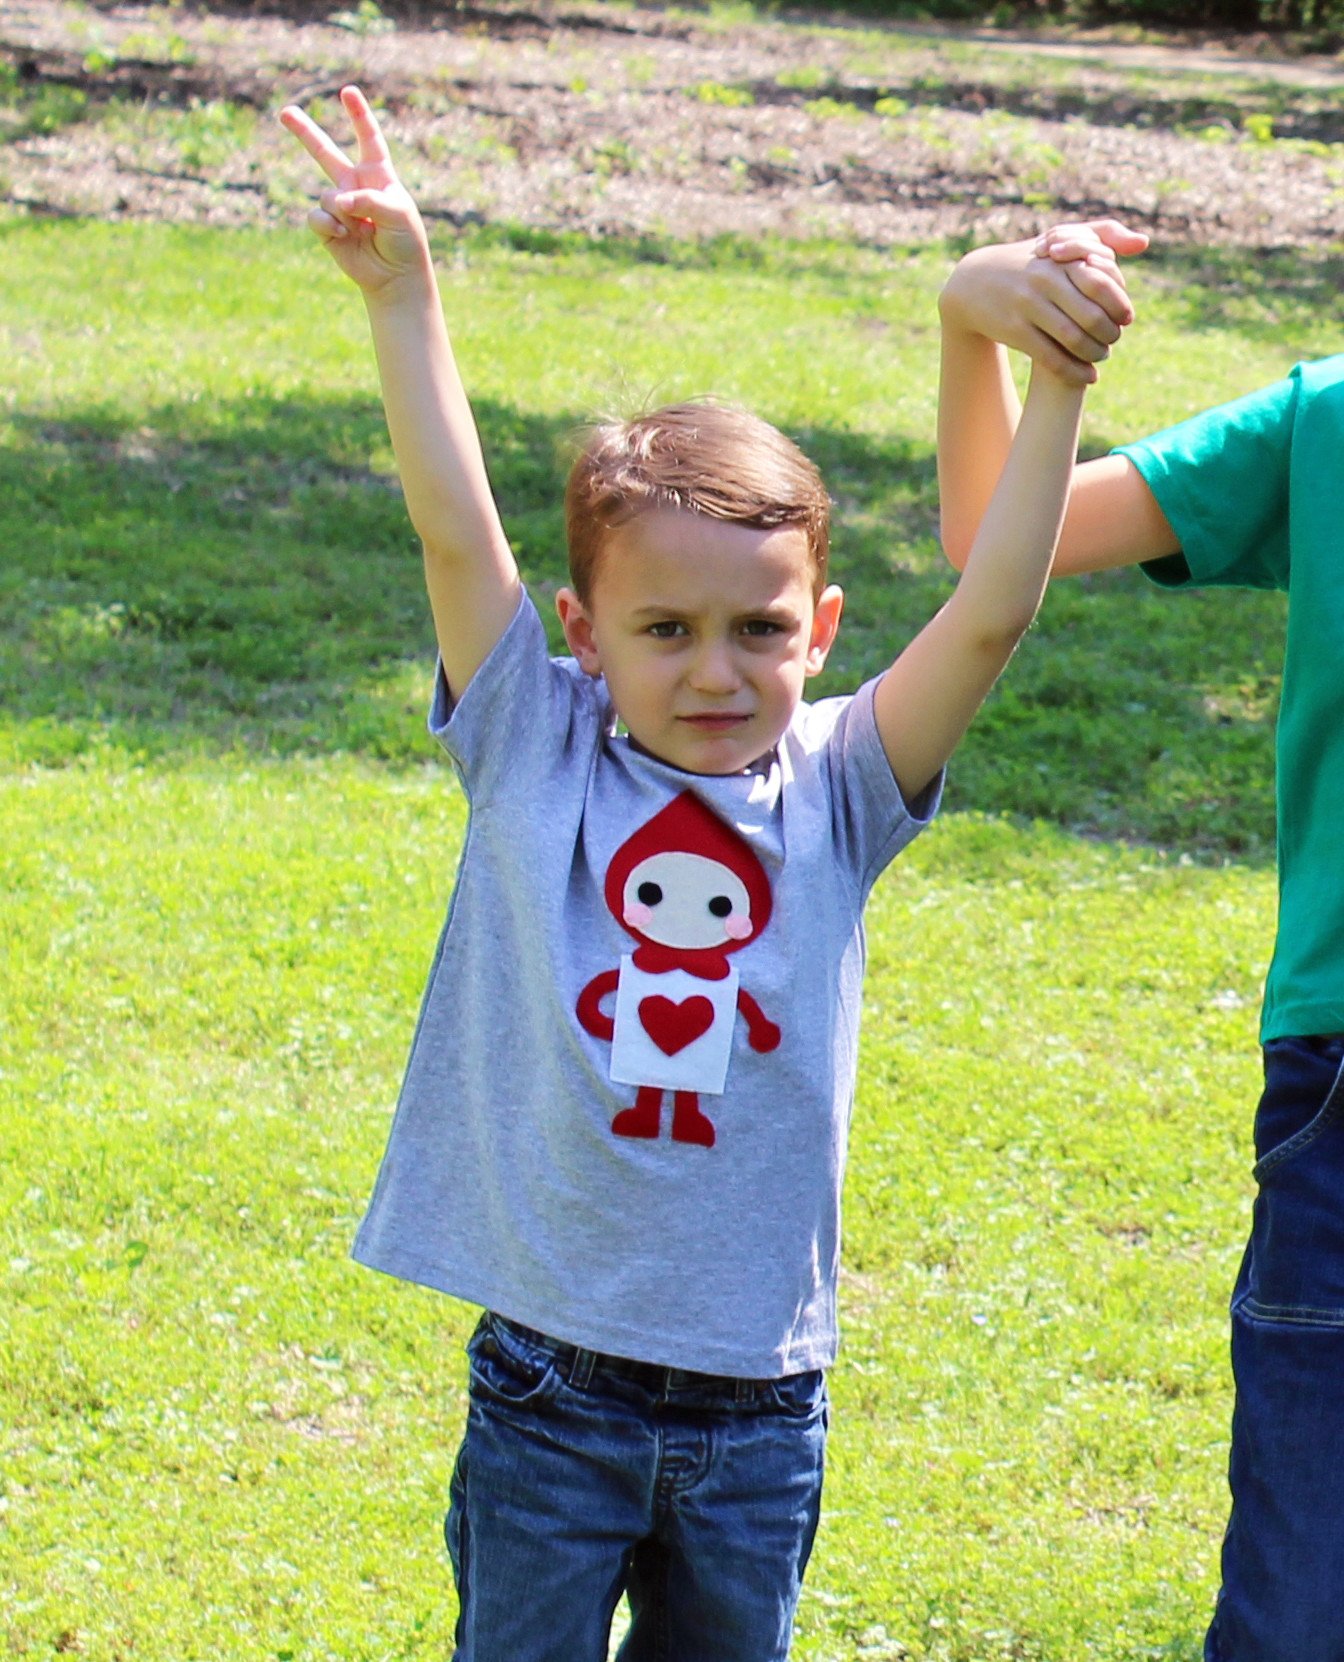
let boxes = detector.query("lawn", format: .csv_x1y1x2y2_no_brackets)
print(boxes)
0,139,1336,1662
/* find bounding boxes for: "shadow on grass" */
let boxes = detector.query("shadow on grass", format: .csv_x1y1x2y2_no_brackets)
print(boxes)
1138,243,1344,344
0,391,567,762
2,380,1281,859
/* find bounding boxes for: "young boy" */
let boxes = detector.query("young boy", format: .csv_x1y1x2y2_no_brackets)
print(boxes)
280,87,1123,1661
937,222,1344,1662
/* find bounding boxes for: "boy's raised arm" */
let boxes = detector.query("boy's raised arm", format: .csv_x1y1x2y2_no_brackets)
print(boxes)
873,363,1085,803
281,86,520,698
937,222,1177,578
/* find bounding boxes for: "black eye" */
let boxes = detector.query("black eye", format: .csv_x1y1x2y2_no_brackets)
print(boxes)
637,882,663,906
708,895,733,918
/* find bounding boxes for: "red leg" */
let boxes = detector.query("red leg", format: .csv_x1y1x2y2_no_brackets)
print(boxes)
670,1091,715,1148
612,1087,662,1140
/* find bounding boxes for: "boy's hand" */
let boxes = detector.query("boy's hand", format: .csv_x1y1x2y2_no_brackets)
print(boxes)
939,219,1149,386
280,85,429,295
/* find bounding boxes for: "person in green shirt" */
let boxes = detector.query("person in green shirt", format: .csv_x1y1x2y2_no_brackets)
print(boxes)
938,218,1344,1662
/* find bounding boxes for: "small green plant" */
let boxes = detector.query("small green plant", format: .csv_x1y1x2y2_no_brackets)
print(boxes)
693,81,755,108
803,95,865,122
593,136,640,177
329,0,395,36
874,95,909,118
121,29,196,64
419,130,452,165
407,87,455,116
776,65,829,91
174,99,258,174
1243,111,1276,144
704,0,759,27
2,84,89,141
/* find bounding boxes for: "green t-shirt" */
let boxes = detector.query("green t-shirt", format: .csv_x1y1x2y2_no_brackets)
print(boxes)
1115,355,1344,1042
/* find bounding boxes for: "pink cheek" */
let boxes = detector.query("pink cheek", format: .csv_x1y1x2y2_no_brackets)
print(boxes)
724,913,753,941
624,901,654,930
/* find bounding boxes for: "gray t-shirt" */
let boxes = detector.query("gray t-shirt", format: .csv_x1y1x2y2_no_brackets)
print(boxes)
353,593,939,1376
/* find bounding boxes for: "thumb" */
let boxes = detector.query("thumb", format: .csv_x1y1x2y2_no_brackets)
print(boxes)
323,187,414,229
1080,218,1150,255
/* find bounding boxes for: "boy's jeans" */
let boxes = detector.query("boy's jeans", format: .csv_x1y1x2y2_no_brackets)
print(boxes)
1207,1035,1344,1662
445,1312,828,1662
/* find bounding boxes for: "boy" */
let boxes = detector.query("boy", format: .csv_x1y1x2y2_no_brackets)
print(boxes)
281,87,1120,1661
937,221,1344,1662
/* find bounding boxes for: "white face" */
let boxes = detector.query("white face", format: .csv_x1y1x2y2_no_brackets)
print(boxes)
557,507,843,776
621,851,753,949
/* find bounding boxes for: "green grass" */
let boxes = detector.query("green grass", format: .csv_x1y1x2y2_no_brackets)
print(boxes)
0,211,1336,1659
2,767,1267,1661
4,220,1334,850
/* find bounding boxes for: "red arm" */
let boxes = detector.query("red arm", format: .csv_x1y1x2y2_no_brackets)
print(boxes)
576,968,619,1041
737,988,781,1053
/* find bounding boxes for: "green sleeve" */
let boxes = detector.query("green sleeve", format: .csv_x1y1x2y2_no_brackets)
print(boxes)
1114,367,1301,593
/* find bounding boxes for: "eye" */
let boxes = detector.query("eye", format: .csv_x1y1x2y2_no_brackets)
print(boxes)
637,882,663,906
708,895,733,917
647,620,686,639
740,618,785,638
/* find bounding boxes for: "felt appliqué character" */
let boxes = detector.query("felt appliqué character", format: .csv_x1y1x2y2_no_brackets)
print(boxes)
576,792,781,1148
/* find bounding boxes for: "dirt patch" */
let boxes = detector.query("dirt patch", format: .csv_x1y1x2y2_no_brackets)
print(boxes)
3,0,1344,248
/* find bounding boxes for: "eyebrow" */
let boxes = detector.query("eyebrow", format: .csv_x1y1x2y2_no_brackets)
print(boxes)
628,603,692,620
627,601,802,624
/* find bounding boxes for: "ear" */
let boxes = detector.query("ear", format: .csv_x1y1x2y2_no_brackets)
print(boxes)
556,587,602,678
804,585,844,677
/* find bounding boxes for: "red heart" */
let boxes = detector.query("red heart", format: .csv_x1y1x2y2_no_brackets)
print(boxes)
638,994,715,1056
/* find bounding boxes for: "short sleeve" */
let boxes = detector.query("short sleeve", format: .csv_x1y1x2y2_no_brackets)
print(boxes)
1114,368,1302,593
429,590,604,803
799,680,942,892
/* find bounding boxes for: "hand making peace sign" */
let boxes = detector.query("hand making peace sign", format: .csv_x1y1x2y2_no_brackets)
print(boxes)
280,84,429,293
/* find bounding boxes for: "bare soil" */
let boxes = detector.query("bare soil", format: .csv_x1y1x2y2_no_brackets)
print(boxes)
4,0,1344,249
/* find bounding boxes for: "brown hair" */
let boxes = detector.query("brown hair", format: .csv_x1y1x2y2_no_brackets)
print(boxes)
564,401,831,603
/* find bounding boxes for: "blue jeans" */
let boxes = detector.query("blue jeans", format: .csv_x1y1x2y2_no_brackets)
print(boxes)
1208,1035,1344,1662
445,1313,828,1662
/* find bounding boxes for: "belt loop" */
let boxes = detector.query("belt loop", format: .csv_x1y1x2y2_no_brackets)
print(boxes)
568,1346,596,1388
736,1376,755,1405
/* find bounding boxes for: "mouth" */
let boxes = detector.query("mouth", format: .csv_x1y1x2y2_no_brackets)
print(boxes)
678,713,751,733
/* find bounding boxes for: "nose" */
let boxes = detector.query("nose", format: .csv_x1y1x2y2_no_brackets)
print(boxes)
688,634,741,695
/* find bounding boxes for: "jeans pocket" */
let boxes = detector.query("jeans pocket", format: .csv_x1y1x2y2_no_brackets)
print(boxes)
763,1369,827,1421
1242,1039,1344,1325
1252,1037,1344,1182
467,1315,559,1410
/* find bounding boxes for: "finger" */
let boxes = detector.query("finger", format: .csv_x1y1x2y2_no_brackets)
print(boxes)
1041,219,1148,260
280,104,354,185
1065,256,1136,327
1034,222,1102,257
1041,236,1114,265
340,84,394,170
1084,217,1150,255
1036,221,1092,244
322,186,411,229
1033,258,1131,335
1024,286,1115,361
1043,241,1130,277
1036,229,1123,267
1025,325,1100,387
307,204,349,243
